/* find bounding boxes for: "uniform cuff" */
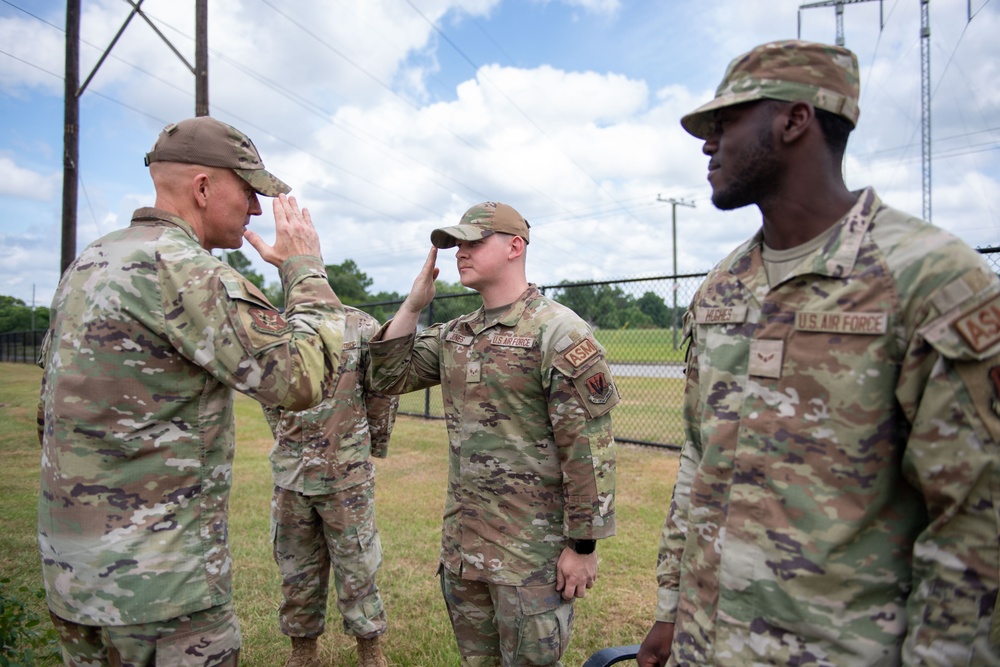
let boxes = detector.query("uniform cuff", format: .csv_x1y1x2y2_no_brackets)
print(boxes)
655,587,679,624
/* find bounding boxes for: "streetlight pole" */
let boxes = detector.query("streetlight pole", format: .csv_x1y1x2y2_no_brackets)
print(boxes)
657,195,695,348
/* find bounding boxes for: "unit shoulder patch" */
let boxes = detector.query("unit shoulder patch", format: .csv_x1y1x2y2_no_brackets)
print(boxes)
248,307,290,336
954,294,1000,353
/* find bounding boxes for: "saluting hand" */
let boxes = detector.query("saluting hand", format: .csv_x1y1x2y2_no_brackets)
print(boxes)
382,246,439,341
403,246,439,314
244,194,323,267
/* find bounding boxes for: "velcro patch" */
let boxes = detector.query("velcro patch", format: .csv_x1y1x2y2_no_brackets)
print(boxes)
490,333,534,348
564,337,600,368
954,294,1000,353
749,339,784,378
696,306,747,325
795,311,888,335
248,308,290,336
446,331,473,346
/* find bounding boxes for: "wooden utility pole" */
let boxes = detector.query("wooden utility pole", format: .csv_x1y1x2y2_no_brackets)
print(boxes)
195,0,208,116
656,195,695,349
61,0,80,275
60,1,210,273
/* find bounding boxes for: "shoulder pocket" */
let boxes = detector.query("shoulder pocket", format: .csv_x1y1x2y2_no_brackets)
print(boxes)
221,273,291,353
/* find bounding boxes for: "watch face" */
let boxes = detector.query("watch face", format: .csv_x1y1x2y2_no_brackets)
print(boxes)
574,539,596,555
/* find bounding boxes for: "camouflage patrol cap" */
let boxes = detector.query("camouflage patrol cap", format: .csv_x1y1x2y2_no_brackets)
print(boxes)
681,40,860,140
431,201,531,249
144,116,291,196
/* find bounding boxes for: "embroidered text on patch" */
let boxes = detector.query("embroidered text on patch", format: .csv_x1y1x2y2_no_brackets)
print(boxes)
954,295,1000,353
446,331,473,345
795,311,888,335
490,333,534,348
564,338,599,368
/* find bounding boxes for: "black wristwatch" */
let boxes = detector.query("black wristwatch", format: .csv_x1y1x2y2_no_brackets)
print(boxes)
572,539,596,555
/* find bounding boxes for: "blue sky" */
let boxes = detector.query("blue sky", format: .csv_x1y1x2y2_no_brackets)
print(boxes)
1,0,998,308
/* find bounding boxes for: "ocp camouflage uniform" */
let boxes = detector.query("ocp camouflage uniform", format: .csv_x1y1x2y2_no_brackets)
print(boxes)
37,207,345,665
655,188,1000,666
263,307,397,641
369,284,618,665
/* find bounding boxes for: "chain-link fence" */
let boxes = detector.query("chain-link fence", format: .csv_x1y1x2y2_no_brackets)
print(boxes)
0,329,45,365
4,246,998,449
979,245,1000,274
358,244,1000,450
360,274,707,450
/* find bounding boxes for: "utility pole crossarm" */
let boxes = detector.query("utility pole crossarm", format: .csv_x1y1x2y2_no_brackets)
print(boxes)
123,0,196,73
799,0,881,8
798,0,883,45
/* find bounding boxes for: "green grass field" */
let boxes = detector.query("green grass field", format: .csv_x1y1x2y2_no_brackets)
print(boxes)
1,362,679,666
593,328,687,365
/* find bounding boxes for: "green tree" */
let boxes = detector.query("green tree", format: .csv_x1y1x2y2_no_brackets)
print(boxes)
358,290,403,325
426,280,479,325
637,291,671,328
551,282,635,329
222,250,264,290
325,259,373,305
0,295,49,333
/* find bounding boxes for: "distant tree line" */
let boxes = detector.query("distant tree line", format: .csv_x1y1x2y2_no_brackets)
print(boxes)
549,281,684,330
0,254,683,334
0,295,49,333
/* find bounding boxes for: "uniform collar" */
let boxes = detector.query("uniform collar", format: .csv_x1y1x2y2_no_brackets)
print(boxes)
459,284,540,335
130,207,201,245
725,187,882,289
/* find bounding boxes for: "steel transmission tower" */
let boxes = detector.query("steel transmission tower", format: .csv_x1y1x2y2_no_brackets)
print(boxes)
920,0,931,222
798,0,937,223
798,0,883,46
61,0,209,274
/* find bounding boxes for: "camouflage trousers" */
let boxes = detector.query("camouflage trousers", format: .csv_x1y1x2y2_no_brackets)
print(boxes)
48,601,240,667
439,567,574,667
271,480,386,640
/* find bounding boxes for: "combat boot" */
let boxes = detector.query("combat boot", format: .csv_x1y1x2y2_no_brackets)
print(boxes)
356,635,388,667
284,636,322,667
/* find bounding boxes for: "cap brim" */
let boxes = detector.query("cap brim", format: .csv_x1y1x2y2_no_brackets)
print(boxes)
236,168,291,197
680,92,771,139
430,225,493,249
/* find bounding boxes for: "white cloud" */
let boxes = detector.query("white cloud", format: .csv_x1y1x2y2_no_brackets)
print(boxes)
0,0,996,308
0,156,59,200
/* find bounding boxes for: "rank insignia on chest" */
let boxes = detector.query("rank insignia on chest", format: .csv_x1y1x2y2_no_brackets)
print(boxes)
248,308,290,335
585,371,614,404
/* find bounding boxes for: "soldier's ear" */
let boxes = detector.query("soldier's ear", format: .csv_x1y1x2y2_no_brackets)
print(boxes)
779,101,814,145
192,172,211,208
508,234,526,260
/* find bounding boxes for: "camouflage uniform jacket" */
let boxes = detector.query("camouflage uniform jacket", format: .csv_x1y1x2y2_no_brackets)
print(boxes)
656,188,1000,665
369,284,618,586
264,307,398,495
37,207,346,626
